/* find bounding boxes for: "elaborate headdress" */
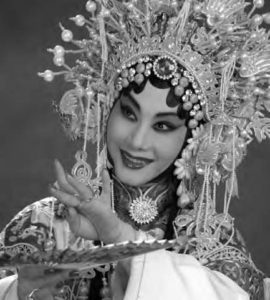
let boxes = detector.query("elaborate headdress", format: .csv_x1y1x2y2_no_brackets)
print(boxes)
39,0,270,262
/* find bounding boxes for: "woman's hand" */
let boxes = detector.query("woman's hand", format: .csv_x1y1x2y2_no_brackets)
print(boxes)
51,160,98,240
50,160,136,244
17,265,70,300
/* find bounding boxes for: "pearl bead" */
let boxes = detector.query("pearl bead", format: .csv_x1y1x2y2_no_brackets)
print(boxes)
240,66,247,74
136,63,145,73
129,68,136,76
121,69,129,78
171,78,178,86
190,94,198,104
183,101,192,111
54,45,65,56
174,85,184,97
61,29,73,42
168,18,176,26
240,130,248,138
101,9,110,18
253,0,264,8
74,15,86,26
86,88,94,97
128,75,134,82
195,111,204,121
144,70,151,77
177,193,190,208
213,169,220,179
226,25,234,33
248,76,256,83
179,77,189,88
43,70,54,82
127,3,134,10
263,13,270,24
252,14,263,26
134,73,144,85
250,32,257,39
86,1,97,12
53,56,65,66
171,1,178,8
176,184,183,196
193,4,201,13
254,87,264,95
197,167,204,175
44,239,55,251
188,119,198,129
100,286,111,298
238,138,246,149
122,78,129,88
146,63,152,69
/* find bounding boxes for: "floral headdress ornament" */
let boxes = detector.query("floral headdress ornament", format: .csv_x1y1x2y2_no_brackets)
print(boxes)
39,0,270,259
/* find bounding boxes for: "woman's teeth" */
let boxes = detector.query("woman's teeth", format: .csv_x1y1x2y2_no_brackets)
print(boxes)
120,150,153,169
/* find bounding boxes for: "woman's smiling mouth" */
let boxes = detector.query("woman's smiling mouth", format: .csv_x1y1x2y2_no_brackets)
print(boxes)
120,150,154,169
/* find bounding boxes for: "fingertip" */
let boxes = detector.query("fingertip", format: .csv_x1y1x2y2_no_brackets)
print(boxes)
54,158,60,168
66,174,74,182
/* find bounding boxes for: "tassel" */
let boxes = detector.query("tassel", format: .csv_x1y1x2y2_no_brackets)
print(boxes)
174,0,192,43
98,8,108,77
220,55,236,113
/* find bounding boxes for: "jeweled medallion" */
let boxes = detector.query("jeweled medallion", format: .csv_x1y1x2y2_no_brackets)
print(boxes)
129,196,158,224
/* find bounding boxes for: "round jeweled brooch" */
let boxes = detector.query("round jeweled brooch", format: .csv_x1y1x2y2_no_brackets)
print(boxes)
129,196,158,225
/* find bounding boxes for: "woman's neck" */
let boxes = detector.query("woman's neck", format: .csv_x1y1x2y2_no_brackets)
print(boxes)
111,172,176,232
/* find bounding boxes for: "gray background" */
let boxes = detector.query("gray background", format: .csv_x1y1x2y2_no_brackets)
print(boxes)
0,0,270,274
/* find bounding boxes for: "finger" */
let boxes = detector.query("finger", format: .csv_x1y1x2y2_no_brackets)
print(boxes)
66,207,81,234
101,168,111,196
66,174,93,200
54,159,77,195
67,207,98,240
50,187,80,208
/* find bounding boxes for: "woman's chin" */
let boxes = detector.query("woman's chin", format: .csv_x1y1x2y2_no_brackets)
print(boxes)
114,166,150,187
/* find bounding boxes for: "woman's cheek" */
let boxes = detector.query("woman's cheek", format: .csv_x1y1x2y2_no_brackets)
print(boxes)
156,128,187,163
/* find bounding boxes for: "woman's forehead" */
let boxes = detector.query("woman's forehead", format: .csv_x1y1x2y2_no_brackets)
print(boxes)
128,81,177,115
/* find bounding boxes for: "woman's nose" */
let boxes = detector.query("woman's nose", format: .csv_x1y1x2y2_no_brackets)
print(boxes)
129,124,149,150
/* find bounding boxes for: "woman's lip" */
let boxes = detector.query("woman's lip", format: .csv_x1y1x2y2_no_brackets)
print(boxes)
120,150,154,169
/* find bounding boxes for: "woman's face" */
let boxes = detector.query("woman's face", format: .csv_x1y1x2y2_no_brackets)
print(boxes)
107,81,187,186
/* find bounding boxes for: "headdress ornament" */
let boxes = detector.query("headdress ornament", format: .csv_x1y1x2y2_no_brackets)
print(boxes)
39,0,270,262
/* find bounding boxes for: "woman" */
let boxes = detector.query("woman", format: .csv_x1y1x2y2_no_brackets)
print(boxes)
0,0,270,299
0,74,251,300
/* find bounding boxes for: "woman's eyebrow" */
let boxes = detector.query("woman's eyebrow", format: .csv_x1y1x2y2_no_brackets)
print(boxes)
155,112,179,118
123,93,141,111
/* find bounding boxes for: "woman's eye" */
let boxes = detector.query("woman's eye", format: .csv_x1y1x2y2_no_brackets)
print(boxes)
120,104,136,120
154,122,175,132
